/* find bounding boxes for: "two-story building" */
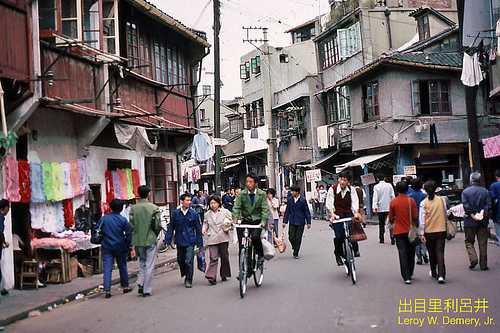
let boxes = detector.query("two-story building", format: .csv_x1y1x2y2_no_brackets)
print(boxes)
1,0,208,291
335,6,500,191
313,0,458,178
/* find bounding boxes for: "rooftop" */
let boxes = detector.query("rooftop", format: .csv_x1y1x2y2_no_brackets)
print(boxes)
127,0,210,48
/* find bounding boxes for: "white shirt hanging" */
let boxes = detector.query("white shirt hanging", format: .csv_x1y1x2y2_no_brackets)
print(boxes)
461,53,484,87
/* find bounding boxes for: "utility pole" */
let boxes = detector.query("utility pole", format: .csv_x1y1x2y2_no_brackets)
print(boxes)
242,27,277,189
213,0,222,195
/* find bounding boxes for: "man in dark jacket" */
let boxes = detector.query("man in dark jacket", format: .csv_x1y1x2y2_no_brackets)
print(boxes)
165,193,203,288
283,186,311,259
0,199,10,296
489,169,500,246
462,172,491,271
98,199,133,298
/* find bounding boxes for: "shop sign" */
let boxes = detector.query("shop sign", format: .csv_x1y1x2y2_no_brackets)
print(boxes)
305,169,322,182
404,165,416,176
392,174,406,185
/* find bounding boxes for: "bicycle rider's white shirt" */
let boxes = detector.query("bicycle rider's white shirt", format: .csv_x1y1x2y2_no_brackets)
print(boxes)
325,184,359,222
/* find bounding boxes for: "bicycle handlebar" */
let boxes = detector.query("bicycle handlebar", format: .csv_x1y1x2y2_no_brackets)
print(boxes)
235,224,263,229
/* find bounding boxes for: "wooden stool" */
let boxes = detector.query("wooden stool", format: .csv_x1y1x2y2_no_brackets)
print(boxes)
20,260,39,289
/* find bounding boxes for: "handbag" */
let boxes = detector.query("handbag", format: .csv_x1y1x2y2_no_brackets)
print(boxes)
442,197,456,240
222,213,233,233
90,219,104,244
351,220,367,242
197,247,206,272
407,198,418,244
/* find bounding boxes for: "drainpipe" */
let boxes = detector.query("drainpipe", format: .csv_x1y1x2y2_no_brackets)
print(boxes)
384,8,393,50
0,81,7,136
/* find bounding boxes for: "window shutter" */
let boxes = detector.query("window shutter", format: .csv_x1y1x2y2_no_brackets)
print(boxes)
353,22,361,54
411,80,421,115
338,28,348,59
240,64,247,79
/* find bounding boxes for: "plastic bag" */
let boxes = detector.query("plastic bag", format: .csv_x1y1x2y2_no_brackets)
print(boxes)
197,247,206,272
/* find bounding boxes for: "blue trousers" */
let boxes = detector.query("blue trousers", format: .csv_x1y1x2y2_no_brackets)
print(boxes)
102,250,129,292
177,245,195,283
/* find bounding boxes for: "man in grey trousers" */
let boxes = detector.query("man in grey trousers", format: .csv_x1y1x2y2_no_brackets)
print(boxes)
129,186,161,297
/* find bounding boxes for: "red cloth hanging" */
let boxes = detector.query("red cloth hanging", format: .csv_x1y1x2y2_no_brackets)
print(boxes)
63,199,75,228
18,160,31,203
105,170,114,204
131,169,140,198
118,169,128,200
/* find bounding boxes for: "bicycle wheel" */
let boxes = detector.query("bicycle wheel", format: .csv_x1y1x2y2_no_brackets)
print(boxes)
253,248,264,287
344,239,354,280
239,248,248,298
350,257,357,285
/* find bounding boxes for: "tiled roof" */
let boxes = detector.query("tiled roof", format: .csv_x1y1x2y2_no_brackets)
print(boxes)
390,52,463,67
336,51,462,86
402,26,458,53
127,0,210,48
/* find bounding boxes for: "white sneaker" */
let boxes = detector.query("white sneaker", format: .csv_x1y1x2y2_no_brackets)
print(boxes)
438,277,445,284
405,280,411,285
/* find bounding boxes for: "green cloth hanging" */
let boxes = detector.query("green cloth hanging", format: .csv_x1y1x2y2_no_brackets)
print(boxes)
126,169,134,199
42,162,55,201
52,162,65,201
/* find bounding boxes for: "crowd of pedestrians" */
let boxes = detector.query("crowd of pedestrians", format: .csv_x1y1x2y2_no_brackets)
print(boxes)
7,168,493,300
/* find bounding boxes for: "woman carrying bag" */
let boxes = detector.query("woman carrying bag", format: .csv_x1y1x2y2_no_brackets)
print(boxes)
389,181,418,285
203,195,232,285
419,180,448,284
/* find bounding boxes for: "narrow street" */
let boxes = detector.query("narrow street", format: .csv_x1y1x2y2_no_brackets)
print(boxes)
8,223,500,333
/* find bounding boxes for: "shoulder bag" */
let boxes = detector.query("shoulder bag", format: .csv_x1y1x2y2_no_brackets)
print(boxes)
441,197,456,240
408,198,418,244
90,219,104,245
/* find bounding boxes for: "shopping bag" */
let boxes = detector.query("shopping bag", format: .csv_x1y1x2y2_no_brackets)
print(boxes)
197,247,206,272
261,238,276,260
351,221,367,242
273,230,287,253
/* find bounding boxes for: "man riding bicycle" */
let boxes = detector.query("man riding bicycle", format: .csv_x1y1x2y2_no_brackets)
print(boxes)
233,173,269,276
325,172,362,265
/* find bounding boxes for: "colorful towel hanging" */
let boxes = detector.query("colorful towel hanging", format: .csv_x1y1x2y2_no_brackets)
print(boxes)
42,162,55,201
3,156,21,202
62,162,72,200
18,160,31,203
126,169,134,199
78,159,87,195
70,160,80,197
105,170,114,204
118,169,129,200
63,199,75,228
131,169,140,198
52,162,64,201
112,170,122,200
30,163,45,203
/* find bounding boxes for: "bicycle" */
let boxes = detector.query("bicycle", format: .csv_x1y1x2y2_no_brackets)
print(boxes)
235,224,264,298
330,217,357,285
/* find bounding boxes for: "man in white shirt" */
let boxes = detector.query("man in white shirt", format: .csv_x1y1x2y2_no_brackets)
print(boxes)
372,175,395,244
326,173,361,265
318,185,328,220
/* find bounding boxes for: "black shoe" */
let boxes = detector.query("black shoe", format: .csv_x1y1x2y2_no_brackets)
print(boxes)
185,281,193,288
123,287,132,294
423,255,429,264
469,262,478,270
335,256,343,266
391,239,395,245
221,277,228,282
207,279,217,285
142,293,152,297
354,251,360,258
416,260,423,265
480,267,489,271
293,255,299,259
138,285,144,295
105,293,112,299
0,289,8,296
379,240,384,244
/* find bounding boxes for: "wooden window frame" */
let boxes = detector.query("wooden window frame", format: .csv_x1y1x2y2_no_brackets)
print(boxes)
418,15,430,41
145,157,176,206
411,80,452,116
362,81,379,122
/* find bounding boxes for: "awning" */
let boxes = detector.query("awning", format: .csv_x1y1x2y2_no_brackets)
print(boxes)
223,162,240,171
297,149,340,168
335,152,392,173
